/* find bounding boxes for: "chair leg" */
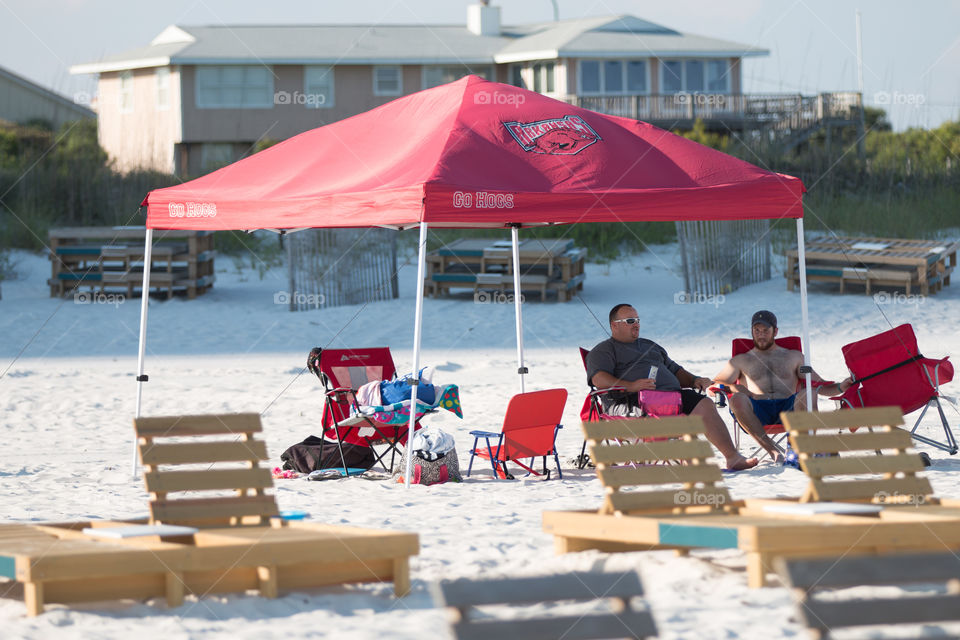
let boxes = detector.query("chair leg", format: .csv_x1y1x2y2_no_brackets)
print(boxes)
553,449,563,479
576,439,589,469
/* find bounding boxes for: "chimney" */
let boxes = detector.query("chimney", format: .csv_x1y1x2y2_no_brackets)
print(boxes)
467,2,501,36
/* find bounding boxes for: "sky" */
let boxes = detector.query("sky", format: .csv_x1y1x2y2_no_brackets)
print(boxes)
1,0,958,132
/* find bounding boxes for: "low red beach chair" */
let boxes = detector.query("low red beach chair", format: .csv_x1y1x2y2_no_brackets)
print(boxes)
833,324,956,454
467,388,567,480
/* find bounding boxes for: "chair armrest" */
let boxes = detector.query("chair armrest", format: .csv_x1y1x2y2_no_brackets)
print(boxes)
589,386,626,397
469,430,501,438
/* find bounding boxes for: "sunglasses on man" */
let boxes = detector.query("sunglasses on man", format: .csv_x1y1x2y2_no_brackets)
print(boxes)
613,317,641,325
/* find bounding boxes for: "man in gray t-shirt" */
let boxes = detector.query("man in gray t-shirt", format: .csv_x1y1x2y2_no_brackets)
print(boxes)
586,303,758,471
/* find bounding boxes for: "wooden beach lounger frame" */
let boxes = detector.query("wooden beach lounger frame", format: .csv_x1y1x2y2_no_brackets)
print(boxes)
0,413,418,616
542,414,960,588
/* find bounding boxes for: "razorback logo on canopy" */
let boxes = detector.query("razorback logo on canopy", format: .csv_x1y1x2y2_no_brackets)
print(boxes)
503,115,601,155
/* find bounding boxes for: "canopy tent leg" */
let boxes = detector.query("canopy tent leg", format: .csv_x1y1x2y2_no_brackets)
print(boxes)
510,225,526,394
133,228,154,477
796,218,814,409
404,222,429,488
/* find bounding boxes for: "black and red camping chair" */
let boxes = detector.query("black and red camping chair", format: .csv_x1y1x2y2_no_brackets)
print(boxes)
832,324,957,454
575,347,682,469
309,347,424,474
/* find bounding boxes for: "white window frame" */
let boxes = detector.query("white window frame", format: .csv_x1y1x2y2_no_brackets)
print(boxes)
195,65,274,109
577,59,649,95
156,67,170,111
532,62,556,94
119,70,134,113
659,58,731,94
373,66,402,96
304,66,335,109
421,65,493,89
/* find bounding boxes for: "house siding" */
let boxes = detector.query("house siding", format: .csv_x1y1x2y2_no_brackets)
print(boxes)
98,67,180,173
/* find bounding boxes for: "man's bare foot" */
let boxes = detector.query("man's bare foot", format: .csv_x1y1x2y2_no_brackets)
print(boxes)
725,455,759,471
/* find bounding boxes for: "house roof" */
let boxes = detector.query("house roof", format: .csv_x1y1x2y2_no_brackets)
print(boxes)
71,16,766,74
0,65,96,119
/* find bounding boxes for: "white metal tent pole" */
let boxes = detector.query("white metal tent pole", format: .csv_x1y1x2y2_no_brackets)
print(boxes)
404,222,429,488
133,228,154,477
796,218,814,409
510,225,526,393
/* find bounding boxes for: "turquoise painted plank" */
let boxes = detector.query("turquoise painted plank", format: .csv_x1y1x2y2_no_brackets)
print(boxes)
658,522,738,549
807,268,843,277
432,274,477,282
57,273,102,281
56,247,101,255
0,555,15,579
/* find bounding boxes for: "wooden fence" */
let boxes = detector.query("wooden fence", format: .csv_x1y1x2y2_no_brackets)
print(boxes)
286,228,399,311
676,220,772,298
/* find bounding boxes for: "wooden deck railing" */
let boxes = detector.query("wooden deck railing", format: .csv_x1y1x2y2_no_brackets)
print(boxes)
563,91,862,131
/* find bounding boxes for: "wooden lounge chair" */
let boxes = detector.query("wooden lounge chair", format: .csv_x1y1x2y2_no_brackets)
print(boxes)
776,551,960,639
542,415,960,588
432,570,657,640
0,413,419,616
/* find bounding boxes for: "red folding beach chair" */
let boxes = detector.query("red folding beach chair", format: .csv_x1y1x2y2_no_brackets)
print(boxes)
576,347,682,469
313,347,421,474
466,388,567,480
832,324,956,454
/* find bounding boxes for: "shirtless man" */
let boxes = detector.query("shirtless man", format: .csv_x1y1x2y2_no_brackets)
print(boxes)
712,310,853,460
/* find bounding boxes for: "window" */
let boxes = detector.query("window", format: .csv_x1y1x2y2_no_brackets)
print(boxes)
685,60,705,92
422,65,492,89
580,61,600,93
156,67,170,110
200,143,236,173
509,65,525,88
660,60,683,93
196,65,273,109
579,59,648,94
119,71,133,113
626,61,647,93
660,59,730,94
373,66,402,96
532,62,555,93
304,66,334,108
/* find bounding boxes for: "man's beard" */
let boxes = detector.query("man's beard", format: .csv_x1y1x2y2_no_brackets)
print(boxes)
754,337,774,350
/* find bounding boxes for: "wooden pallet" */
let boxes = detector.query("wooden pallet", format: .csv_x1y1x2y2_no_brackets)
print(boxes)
776,551,960,639
785,236,958,296
433,571,657,640
48,226,215,299
542,415,960,588
0,413,418,616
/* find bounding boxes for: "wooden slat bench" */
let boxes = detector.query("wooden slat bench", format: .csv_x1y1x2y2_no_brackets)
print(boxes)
543,415,960,589
0,413,418,616
433,571,658,640
776,551,960,639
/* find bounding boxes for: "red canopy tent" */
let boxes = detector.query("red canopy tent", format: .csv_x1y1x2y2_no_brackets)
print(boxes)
138,75,814,483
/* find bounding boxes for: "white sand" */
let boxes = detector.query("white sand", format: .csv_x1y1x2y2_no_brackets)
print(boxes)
1,239,959,638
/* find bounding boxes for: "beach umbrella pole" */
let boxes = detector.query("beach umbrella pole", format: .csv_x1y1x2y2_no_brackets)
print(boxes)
796,218,814,409
133,228,154,477
404,222,429,488
510,225,526,394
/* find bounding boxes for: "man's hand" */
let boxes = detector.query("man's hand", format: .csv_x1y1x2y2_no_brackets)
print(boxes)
625,378,656,392
692,376,711,392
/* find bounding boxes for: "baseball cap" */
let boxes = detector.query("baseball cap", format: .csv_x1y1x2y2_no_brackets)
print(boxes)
751,310,777,328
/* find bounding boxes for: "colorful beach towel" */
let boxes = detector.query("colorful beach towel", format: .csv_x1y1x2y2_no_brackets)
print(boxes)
356,383,463,425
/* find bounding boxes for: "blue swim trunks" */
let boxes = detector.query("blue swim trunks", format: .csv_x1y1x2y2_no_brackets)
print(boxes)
749,393,797,425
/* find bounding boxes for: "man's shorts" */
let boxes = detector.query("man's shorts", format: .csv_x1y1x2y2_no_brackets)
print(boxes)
749,393,798,426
